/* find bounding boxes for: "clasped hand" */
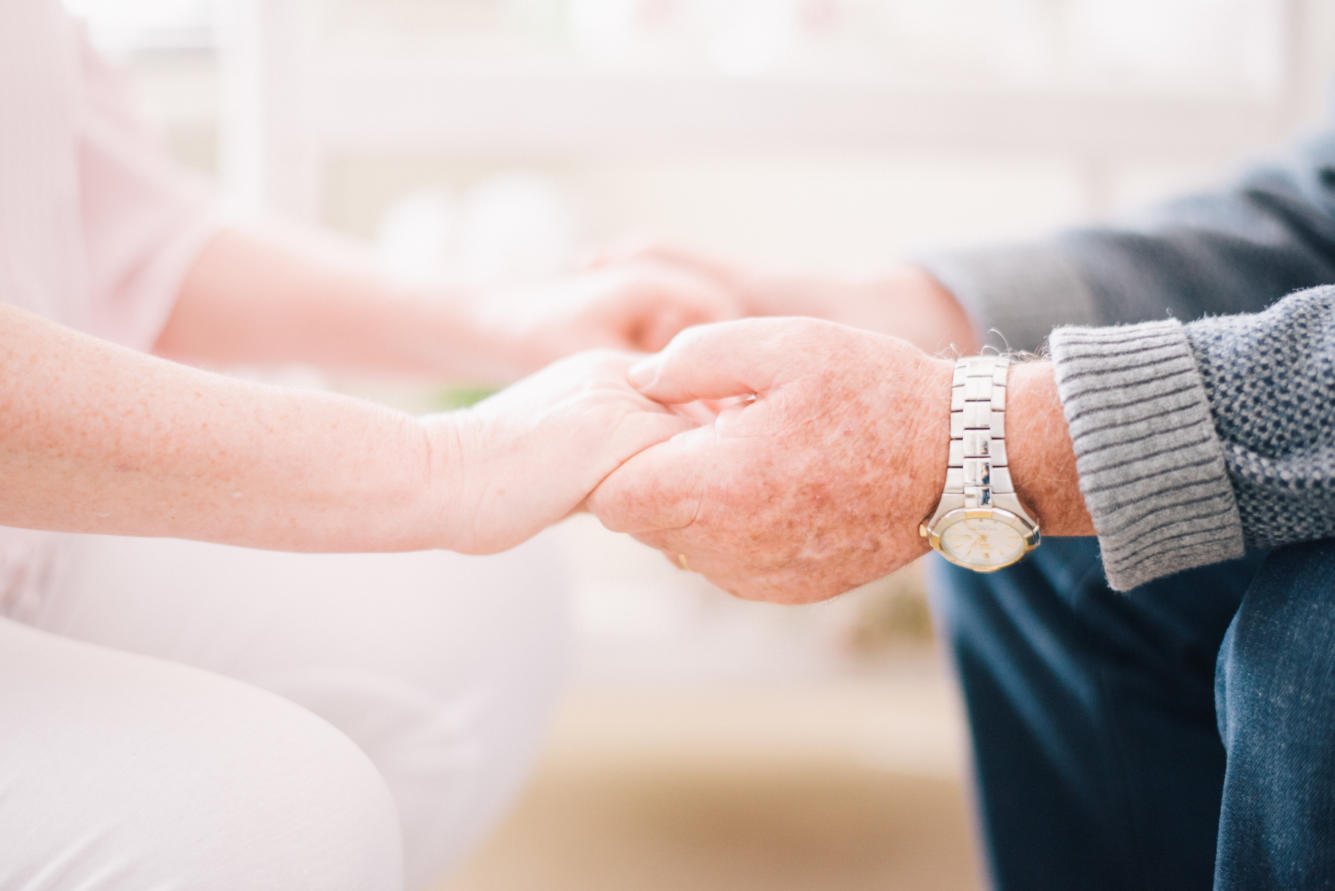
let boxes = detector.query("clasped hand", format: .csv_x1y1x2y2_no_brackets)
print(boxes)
585,318,954,604
434,317,952,605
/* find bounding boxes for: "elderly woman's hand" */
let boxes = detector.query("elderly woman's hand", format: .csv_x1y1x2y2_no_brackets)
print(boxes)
423,349,700,554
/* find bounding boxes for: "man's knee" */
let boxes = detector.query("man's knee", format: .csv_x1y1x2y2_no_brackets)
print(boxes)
1215,540,1335,747
1213,541,1335,887
927,537,1104,649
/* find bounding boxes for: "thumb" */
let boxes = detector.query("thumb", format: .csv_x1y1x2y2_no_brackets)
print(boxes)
628,320,783,404
588,424,713,534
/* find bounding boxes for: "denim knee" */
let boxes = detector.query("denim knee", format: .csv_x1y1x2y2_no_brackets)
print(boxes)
1214,540,1335,745
1213,540,1335,889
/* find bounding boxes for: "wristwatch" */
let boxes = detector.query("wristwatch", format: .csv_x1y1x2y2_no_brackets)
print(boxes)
919,354,1040,572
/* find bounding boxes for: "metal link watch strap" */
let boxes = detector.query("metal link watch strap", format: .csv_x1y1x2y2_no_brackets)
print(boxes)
945,354,1013,509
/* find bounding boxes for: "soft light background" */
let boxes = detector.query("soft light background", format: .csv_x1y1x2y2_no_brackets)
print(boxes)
65,1,1335,888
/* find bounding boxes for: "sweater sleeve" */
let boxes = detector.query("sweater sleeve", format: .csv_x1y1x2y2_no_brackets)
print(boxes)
1047,287,1335,590
918,126,1335,353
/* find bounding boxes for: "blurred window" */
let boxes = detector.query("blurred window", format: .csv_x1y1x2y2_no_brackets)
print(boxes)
64,0,216,54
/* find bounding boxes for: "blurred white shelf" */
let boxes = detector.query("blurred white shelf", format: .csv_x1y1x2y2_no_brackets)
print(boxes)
299,65,1290,160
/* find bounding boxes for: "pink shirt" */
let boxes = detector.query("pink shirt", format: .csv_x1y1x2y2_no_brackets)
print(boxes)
1,1,217,615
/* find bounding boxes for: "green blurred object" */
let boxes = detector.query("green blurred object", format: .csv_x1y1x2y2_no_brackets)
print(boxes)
433,386,497,410
845,565,936,654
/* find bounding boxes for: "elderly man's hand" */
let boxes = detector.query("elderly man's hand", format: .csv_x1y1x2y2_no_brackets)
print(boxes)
586,318,954,604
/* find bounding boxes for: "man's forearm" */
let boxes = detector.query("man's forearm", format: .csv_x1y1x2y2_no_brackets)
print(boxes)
1042,286,1335,591
910,289,1335,592
155,224,527,384
2,301,443,552
920,128,1335,353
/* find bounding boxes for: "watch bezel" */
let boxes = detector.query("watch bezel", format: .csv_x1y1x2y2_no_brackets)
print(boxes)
922,507,1040,572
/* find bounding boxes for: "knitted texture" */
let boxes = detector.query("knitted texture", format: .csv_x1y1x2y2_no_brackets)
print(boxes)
922,126,1335,588
1048,319,1245,590
1184,286,1335,550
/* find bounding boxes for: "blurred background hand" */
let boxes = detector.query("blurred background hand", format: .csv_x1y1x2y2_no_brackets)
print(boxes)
589,242,979,355
484,258,743,380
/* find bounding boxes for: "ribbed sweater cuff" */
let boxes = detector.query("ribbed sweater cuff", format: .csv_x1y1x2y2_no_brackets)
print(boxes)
1048,319,1245,591
916,243,1102,353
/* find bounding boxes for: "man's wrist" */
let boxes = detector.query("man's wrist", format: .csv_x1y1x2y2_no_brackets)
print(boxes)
904,354,956,553
1005,360,1093,537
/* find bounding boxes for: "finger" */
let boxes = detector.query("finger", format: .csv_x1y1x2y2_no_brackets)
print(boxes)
587,424,714,534
648,542,759,602
618,242,742,288
607,408,697,458
572,401,699,516
627,319,788,404
667,400,719,426
615,262,743,330
579,233,658,270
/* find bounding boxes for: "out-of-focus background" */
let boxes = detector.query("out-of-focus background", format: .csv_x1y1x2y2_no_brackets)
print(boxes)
67,1,1335,888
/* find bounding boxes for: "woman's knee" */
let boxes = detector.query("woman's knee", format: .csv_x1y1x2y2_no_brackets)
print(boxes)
259,542,571,885
0,623,404,890
48,533,572,886
112,682,404,891
175,683,405,891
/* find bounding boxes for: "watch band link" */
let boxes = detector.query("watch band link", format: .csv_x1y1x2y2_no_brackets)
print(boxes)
946,354,1013,510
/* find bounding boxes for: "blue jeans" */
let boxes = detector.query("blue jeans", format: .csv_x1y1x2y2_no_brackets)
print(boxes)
929,538,1335,890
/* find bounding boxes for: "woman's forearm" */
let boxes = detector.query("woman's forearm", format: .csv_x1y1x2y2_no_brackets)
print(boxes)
2,301,443,552
154,224,525,384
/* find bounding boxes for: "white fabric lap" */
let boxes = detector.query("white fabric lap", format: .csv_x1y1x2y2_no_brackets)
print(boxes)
0,616,403,890
4,534,571,890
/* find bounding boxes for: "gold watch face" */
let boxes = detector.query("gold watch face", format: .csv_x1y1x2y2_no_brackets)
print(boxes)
933,509,1036,571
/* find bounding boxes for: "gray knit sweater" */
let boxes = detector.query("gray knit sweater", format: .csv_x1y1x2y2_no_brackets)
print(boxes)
922,127,1335,590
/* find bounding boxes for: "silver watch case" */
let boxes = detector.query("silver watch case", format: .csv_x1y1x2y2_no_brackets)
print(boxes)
919,496,1041,573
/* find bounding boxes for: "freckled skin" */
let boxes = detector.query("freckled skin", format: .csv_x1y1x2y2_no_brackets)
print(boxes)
0,303,692,558
586,253,1093,601
589,318,955,604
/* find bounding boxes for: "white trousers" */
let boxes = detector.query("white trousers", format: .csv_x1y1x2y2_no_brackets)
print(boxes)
0,533,570,891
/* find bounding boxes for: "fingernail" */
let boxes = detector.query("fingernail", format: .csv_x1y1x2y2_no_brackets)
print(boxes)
628,358,657,388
